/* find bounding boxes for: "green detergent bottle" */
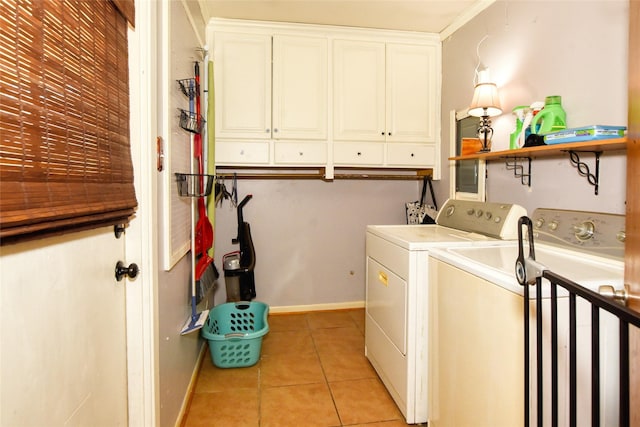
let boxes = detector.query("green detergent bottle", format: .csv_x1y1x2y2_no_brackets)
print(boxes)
529,95,567,134
510,106,528,149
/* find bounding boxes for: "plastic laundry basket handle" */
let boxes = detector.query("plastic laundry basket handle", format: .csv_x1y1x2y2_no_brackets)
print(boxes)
224,333,247,339
235,302,252,310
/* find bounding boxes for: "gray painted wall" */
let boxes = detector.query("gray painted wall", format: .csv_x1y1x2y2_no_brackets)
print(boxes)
213,179,416,307
440,0,628,214
156,2,211,426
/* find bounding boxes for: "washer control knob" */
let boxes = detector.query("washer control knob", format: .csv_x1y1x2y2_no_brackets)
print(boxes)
445,206,455,217
476,209,483,218
467,208,475,216
534,218,545,228
548,221,559,231
494,216,502,223
485,212,492,220
616,231,626,243
573,221,595,241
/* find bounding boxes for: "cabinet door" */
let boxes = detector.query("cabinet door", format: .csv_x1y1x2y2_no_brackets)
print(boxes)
333,39,385,142
272,35,328,140
386,43,437,143
214,32,271,139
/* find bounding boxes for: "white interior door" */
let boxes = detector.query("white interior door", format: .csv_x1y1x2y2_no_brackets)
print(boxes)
0,228,129,426
1,2,158,424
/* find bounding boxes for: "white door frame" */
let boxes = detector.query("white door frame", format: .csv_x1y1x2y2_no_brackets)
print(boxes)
126,0,160,424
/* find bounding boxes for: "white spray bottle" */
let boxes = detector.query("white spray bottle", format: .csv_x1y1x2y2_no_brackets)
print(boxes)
518,101,544,148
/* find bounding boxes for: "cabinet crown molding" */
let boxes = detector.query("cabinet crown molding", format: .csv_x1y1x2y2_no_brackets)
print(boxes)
208,17,441,44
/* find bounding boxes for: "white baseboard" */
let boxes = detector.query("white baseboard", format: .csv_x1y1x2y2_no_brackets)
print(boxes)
268,300,365,314
175,342,208,427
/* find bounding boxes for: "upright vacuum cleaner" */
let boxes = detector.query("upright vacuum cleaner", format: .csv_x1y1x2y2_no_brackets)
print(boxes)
223,195,256,302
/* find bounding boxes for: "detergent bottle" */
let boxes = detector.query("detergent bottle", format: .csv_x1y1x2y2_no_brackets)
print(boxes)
510,106,528,149
522,101,543,142
529,95,567,134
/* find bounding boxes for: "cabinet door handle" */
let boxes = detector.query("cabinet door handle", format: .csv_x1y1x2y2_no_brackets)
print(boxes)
273,128,278,133
265,128,270,133
378,271,388,286
380,131,385,136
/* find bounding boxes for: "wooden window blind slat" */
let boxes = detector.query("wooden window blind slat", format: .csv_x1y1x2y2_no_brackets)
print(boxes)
0,0,137,244
111,0,134,28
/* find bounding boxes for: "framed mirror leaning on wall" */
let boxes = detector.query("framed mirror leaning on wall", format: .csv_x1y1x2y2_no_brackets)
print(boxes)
449,109,486,201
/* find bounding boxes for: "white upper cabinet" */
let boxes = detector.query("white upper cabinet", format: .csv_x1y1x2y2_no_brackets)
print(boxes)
209,19,441,175
333,40,386,142
385,43,437,143
213,31,328,142
332,38,440,173
214,32,272,140
333,40,438,144
272,35,328,140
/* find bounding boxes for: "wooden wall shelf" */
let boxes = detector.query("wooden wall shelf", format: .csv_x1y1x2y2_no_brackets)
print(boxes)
448,137,627,161
448,137,627,195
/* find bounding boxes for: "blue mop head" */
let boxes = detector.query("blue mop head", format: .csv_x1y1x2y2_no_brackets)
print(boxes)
180,306,209,335
180,310,209,335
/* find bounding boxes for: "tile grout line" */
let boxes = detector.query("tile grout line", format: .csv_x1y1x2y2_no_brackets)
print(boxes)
257,353,263,427
309,314,347,427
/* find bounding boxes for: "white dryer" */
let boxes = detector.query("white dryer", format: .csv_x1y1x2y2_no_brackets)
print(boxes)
365,199,527,424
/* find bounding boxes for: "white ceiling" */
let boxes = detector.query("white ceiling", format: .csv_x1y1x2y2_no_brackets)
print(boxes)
198,0,495,36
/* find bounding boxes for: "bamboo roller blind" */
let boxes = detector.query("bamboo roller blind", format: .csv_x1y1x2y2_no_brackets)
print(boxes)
0,0,137,244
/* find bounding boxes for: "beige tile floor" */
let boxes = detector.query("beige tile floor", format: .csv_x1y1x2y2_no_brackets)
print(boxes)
182,308,418,427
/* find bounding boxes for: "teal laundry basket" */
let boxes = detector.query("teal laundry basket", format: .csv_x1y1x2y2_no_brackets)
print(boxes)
201,301,269,368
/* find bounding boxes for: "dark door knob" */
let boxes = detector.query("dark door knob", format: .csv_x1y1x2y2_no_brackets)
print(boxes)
115,261,139,281
114,224,126,238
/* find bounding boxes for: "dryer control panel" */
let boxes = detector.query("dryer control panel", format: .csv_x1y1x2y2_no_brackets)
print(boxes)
531,208,625,261
436,199,527,240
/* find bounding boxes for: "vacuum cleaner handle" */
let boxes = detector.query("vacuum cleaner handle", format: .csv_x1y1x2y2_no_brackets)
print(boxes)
238,194,253,208
237,194,253,225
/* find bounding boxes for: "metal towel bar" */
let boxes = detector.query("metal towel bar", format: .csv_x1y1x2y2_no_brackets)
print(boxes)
215,168,433,181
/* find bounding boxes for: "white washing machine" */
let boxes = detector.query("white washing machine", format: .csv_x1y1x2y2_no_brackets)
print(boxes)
365,199,527,424
428,208,625,427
